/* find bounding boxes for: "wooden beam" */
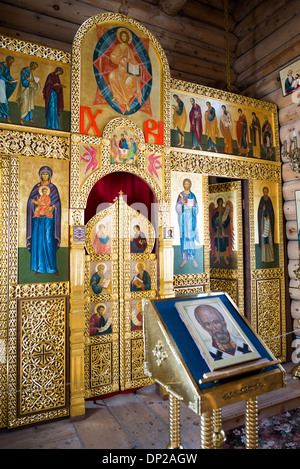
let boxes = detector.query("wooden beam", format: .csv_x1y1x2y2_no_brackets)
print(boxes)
262,87,297,110
279,103,300,128
158,0,188,16
234,25,300,77
0,0,236,62
0,0,238,52
233,0,293,40
0,27,72,52
195,0,234,14
170,69,216,87
234,34,300,89
0,0,109,28
235,3,300,58
149,23,235,66
0,3,79,44
80,0,238,52
182,0,236,31
166,49,236,82
231,0,263,23
239,71,280,101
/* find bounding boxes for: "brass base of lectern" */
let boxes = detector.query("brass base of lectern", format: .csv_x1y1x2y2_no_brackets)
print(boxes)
292,363,300,379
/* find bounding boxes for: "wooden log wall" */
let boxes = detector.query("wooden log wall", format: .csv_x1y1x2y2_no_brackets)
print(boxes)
232,0,300,349
0,0,237,90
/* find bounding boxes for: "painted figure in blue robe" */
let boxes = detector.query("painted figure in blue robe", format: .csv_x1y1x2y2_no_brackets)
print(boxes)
90,263,106,295
16,61,40,125
127,138,137,164
43,67,64,130
26,166,61,275
130,262,151,292
285,69,294,95
176,178,199,268
0,56,17,123
119,134,129,150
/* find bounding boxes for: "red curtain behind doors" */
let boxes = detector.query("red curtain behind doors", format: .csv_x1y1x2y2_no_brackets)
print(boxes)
84,172,156,224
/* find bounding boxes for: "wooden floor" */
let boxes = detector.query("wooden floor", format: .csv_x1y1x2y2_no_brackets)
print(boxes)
0,363,299,450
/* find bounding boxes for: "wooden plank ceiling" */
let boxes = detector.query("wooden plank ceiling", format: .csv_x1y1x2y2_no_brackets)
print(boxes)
0,0,298,95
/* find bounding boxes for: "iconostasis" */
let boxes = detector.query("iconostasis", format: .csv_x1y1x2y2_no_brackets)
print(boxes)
0,13,284,428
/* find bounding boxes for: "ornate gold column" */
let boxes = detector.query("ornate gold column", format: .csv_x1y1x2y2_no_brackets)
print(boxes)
212,408,226,449
200,411,214,449
167,393,182,449
69,225,86,419
158,224,175,298
245,397,258,449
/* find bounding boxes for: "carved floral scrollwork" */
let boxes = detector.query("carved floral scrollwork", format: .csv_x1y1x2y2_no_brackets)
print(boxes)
19,297,67,416
0,129,70,160
0,35,71,63
152,341,168,366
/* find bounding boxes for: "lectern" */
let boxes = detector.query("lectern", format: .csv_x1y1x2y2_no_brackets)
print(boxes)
143,293,285,449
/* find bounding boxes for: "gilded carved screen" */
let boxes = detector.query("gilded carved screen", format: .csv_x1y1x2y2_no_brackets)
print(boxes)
0,35,71,429
0,10,288,430
169,79,285,361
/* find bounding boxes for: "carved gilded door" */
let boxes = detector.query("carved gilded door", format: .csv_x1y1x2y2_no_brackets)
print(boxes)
84,195,156,399
209,181,244,314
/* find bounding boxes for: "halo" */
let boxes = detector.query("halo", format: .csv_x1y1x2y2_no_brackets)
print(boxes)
135,261,146,272
136,299,143,310
131,221,143,232
117,27,132,45
259,181,272,198
210,193,226,207
96,221,108,233
94,302,107,315
179,174,193,189
95,262,107,273
38,185,50,196
31,161,59,185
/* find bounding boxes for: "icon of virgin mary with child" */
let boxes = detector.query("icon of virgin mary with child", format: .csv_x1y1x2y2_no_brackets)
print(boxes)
26,166,61,275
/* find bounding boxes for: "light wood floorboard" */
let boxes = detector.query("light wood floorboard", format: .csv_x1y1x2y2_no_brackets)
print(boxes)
0,363,298,450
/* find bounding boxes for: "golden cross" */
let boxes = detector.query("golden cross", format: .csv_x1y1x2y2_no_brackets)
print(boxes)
32,342,55,367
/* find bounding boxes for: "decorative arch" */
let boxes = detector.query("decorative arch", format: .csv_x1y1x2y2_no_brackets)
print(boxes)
70,11,171,144
71,117,166,211
74,152,166,210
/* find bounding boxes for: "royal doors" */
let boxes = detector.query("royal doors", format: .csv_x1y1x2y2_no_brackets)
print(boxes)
84,194,157,399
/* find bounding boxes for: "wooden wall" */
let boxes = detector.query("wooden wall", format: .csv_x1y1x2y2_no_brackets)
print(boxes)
232,0,300,348
0,0,237,90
